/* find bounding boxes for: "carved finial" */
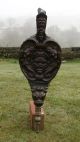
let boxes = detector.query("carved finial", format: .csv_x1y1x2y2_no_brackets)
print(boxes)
38,8,46,15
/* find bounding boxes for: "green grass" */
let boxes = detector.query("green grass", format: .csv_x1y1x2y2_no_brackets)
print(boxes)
0,59,80,142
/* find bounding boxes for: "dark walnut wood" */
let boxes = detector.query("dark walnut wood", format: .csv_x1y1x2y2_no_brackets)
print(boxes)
19,36,61,107
19,8,61,108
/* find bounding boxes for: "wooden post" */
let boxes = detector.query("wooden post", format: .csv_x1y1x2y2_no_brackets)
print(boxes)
29,101,44,132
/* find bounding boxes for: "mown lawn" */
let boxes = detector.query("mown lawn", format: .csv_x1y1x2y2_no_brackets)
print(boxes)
0,59,80,142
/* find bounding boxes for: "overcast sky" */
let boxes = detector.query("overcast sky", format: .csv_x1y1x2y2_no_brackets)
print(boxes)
0,0,80,30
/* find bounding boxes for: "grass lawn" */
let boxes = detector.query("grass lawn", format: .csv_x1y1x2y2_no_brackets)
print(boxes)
0,59,80,142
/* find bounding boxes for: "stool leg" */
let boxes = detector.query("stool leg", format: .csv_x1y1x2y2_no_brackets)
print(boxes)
29,101,44,132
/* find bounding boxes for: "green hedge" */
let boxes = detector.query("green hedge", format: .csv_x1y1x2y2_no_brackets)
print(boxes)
0,47,80,60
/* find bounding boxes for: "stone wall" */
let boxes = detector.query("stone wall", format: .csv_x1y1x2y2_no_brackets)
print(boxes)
0,47,80,60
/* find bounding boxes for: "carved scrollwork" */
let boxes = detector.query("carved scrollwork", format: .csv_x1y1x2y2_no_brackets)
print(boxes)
19,39,61,107
19,40,61,83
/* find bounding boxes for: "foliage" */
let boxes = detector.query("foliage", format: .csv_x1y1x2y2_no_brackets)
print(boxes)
0,18,80,47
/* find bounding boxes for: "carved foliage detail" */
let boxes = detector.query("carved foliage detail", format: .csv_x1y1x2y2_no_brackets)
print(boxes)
19,40,61,84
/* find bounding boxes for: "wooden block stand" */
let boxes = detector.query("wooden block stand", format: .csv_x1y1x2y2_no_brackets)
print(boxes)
29,101,44,132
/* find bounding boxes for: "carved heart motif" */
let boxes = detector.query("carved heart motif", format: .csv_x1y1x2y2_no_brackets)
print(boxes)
19,38,61,107
19,39,61,85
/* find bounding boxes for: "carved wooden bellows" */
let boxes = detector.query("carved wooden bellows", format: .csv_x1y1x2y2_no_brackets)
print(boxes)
19,8,61,108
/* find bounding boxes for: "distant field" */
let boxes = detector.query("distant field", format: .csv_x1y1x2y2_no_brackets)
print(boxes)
0,59,80,142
